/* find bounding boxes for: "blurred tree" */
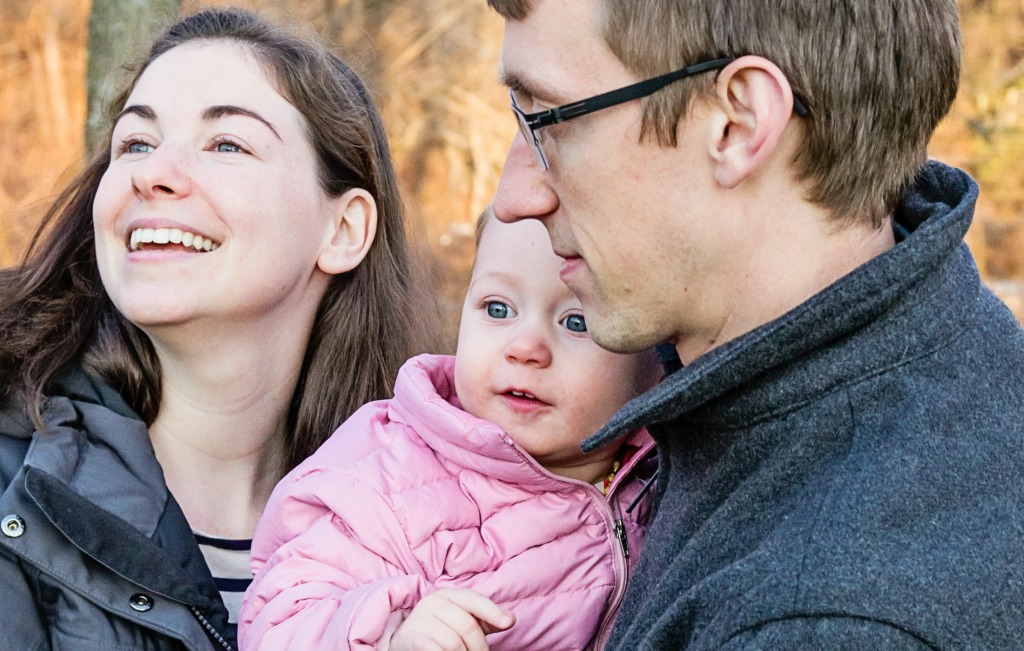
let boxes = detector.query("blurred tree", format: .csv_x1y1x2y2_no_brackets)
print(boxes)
85,0,180,154
935,0,1024,282
301,0,514,349
2,0,1020,323
0,0,88,266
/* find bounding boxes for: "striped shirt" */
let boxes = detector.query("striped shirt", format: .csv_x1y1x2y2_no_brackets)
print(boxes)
194,532,254,633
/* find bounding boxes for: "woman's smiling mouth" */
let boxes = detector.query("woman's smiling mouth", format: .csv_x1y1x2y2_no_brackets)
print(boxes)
128,227,221,252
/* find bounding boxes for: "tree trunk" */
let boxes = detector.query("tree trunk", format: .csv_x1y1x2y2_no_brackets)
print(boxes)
85,0,180,155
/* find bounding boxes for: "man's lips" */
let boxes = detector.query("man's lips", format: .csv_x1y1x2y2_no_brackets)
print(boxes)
558,256,584,282
550,245,579,261
550,244,584,279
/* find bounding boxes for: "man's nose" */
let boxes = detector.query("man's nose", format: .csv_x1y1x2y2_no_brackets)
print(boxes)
492,132,559,224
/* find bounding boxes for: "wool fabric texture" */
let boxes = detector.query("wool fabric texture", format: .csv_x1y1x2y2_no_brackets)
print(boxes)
592,161,1024,650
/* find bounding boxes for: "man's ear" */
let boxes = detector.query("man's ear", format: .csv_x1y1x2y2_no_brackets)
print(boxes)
706,55,799,189
317,188,378,275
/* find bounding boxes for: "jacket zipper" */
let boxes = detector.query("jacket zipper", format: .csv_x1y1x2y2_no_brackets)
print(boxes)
499,434,655,650
591,441,656,649
190,606,234,651
591,503,629,650
613,519,629,561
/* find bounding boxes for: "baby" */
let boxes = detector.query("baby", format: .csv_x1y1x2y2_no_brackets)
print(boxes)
240,212,662,650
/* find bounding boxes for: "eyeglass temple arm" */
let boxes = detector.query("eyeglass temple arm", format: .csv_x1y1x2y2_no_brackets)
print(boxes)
527,58,735,128
528,57,808,128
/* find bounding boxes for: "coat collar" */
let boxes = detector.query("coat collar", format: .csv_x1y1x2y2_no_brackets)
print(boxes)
389,354,653,488
2,366,217,607
30,369,169,538
585,161,980,448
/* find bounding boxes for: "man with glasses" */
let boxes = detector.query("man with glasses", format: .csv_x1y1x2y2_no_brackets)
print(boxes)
487,0,1024,649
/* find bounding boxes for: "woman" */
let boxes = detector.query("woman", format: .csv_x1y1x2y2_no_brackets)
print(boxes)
0,8,432,650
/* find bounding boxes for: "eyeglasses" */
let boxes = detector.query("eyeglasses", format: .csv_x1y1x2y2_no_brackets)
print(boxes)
510,56,810,171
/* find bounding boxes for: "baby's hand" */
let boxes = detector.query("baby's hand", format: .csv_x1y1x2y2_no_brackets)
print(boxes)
390,588,515,651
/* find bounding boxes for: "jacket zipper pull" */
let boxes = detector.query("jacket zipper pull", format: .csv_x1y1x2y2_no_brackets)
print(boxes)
613,519,629,560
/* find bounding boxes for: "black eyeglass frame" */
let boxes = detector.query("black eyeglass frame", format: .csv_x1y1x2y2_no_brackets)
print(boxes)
510,56,810,170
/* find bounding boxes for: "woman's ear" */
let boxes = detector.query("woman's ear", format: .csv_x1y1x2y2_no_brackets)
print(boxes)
317,188,378,275
706,55,799,189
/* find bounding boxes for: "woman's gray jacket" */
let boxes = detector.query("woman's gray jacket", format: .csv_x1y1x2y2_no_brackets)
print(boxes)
0,369,233,650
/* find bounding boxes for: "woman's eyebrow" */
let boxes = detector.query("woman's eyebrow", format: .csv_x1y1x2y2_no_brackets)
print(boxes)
114,104,156,125
111,104,282,141
202,105,281,140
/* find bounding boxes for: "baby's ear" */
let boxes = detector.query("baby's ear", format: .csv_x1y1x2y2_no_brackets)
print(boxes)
318,188,377,274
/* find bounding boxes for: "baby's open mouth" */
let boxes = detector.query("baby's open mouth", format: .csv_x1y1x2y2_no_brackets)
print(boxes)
508,390,539,401
504,390,551,407
129,227,220,252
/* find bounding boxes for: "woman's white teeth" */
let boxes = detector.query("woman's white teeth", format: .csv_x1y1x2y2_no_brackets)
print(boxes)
129,227,219,252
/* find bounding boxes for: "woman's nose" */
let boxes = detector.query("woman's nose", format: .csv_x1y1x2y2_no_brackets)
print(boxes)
492,132,559,224
504,324,553,368
131,144,193,200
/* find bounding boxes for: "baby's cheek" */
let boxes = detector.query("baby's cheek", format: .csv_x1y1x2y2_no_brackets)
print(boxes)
615,347,662,396
452,356,482,414
599,355,647,402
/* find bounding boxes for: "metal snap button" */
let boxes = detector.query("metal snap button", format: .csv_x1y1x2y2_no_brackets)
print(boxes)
1,514,25,538
129,593,153,612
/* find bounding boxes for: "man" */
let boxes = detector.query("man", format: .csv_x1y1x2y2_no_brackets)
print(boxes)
487,0,1024,648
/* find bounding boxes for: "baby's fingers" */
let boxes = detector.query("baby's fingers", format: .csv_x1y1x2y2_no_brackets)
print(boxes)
392,589,511,651
441,589,516,634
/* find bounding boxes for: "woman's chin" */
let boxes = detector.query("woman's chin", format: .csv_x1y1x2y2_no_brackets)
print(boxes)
111,299,198,332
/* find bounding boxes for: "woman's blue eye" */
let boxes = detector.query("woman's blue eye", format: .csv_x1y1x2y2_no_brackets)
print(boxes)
486,302,510,319
215,141,243,153
126,142,153,154
562,314,587,333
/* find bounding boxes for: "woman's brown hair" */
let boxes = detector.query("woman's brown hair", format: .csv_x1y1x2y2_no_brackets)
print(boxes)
0,8,433,469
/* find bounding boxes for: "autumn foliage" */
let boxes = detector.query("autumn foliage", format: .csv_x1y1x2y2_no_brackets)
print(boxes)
1,0,1021,336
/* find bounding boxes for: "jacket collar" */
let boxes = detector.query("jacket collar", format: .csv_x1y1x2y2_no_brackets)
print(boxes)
22,466,211,606
6,366,216,607
389,354,653,487
31,369,169,538
585,161,979,448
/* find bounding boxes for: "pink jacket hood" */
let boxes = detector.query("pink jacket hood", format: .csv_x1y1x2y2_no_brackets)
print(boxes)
241,354,656,650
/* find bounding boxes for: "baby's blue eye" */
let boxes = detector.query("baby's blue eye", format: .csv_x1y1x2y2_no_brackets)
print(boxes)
486,302,510,319
215,141,242,153
562,314,587,333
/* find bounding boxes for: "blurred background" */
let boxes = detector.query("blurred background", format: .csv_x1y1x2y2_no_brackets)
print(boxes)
2,0,1022,350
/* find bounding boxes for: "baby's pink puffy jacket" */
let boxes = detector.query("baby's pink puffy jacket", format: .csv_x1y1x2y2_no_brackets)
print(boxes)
240,354,656,650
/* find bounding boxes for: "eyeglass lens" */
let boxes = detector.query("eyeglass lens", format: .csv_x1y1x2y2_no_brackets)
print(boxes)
510,92,549,170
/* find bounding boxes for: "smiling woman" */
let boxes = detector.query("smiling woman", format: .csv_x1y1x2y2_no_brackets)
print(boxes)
0,8,435,651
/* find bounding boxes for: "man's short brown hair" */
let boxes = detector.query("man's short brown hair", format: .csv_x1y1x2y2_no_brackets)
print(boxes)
488,0,962,227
